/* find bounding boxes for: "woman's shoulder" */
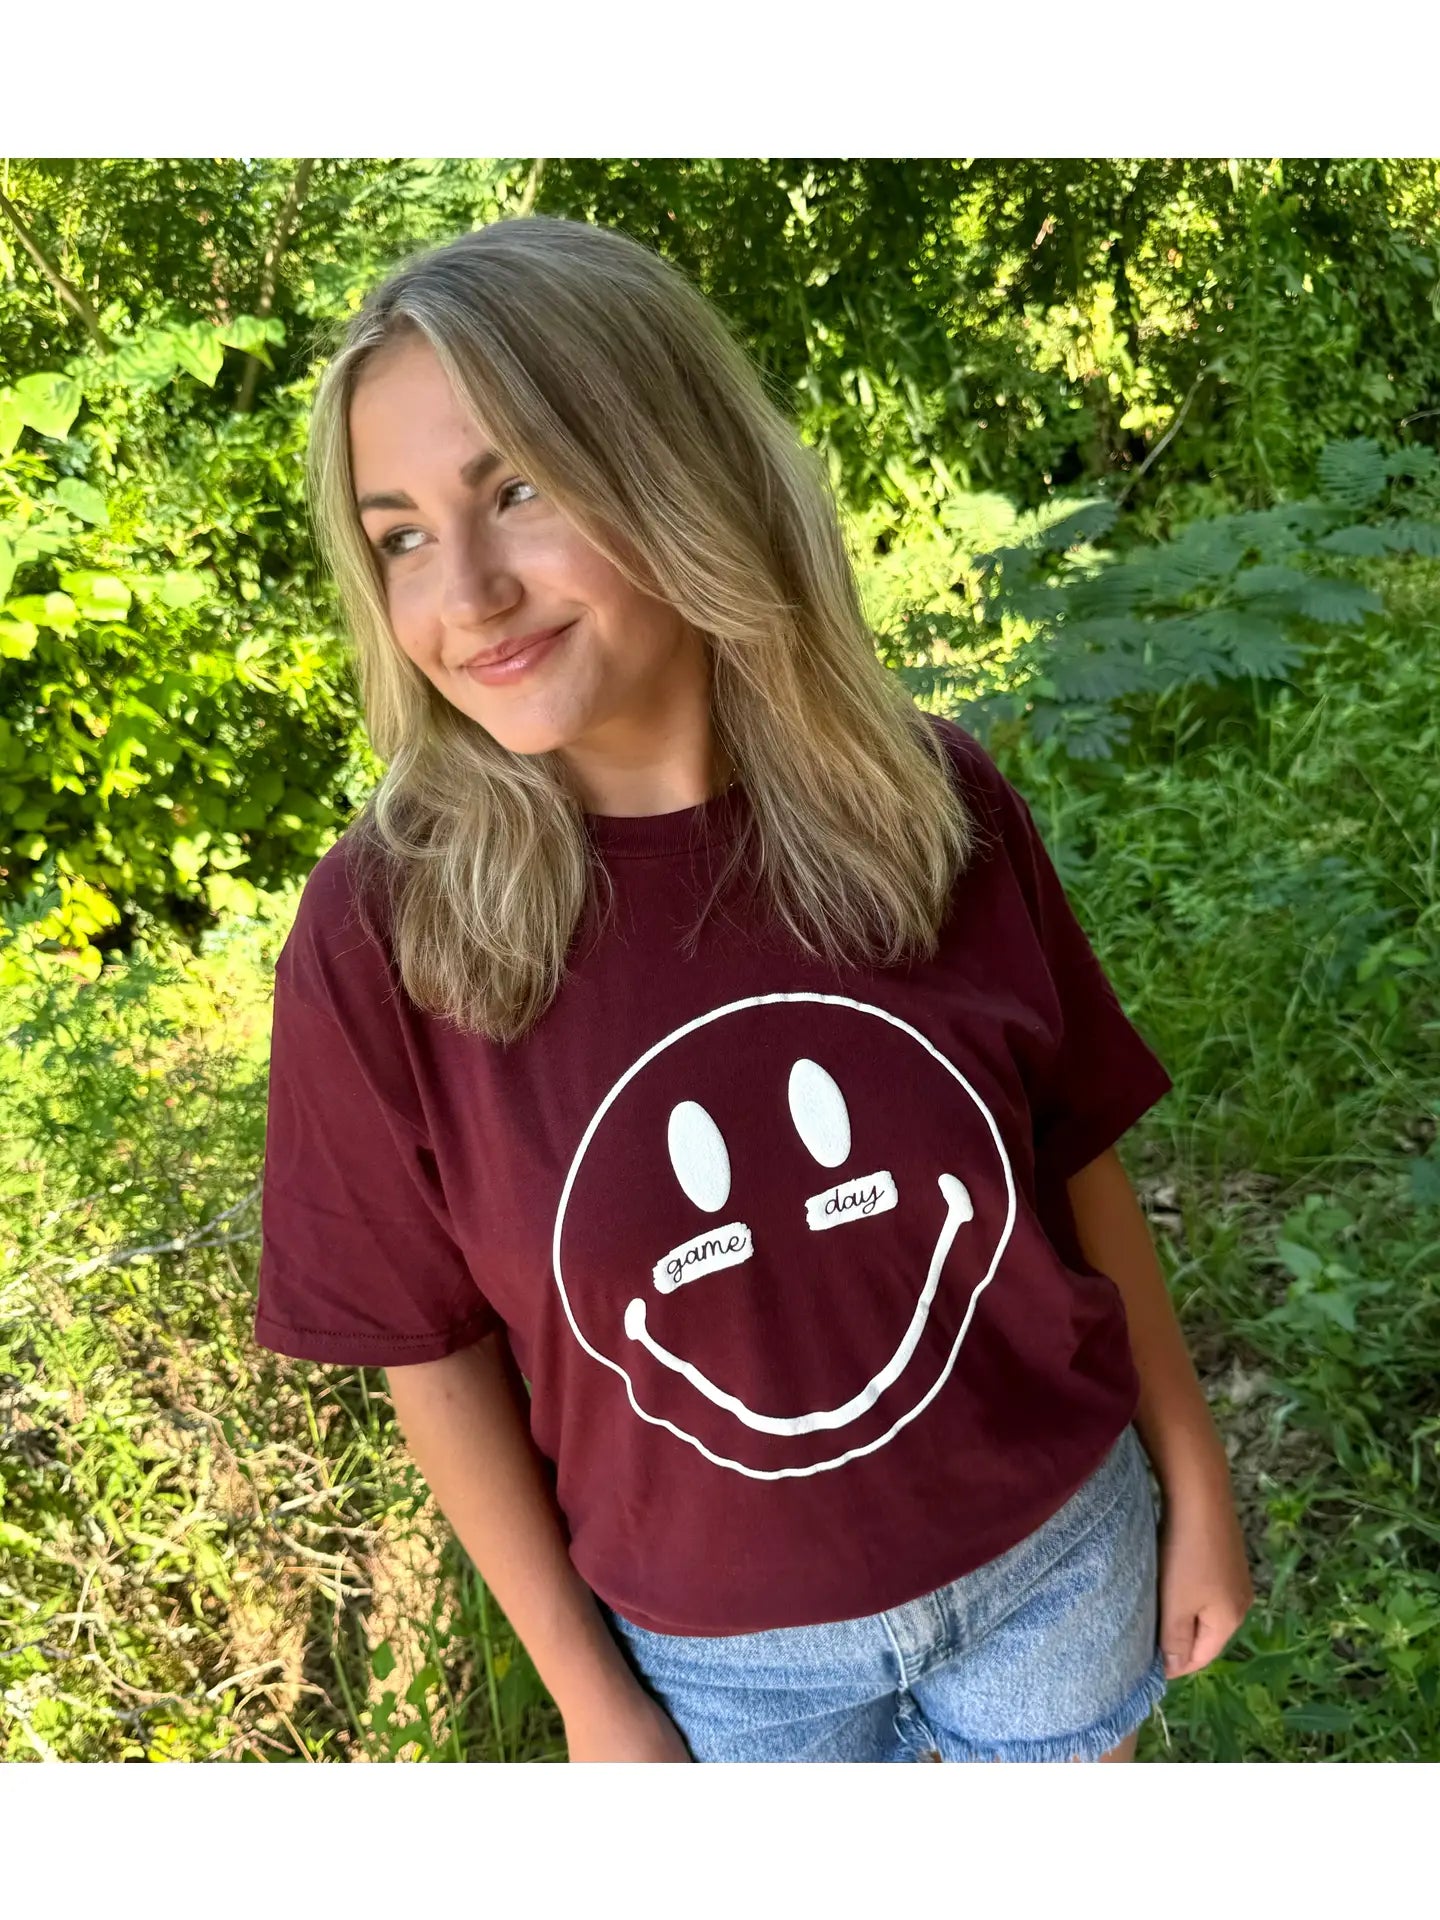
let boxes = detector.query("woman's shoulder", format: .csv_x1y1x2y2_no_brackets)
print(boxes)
917,718,1006,806
277,827,398,1018
920,711,1018,833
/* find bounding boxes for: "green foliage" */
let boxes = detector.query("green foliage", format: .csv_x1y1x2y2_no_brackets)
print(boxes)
104,315,286,393
3,157,1440,958
3,158,1439,1764
0,912,563,1763
525,158,1440,525
992,573,1440,1761
0,318,361,955
891,439,1440,764
0,159,543,964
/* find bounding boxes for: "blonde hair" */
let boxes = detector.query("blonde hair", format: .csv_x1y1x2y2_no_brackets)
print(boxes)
307,216,975,1043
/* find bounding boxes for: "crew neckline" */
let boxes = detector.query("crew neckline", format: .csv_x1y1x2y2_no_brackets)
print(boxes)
583,782,750,858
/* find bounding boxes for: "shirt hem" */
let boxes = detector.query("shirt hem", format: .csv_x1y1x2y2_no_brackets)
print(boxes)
585,1400,1143,1639
1039,1068,1174,1185
252,1309,499,1367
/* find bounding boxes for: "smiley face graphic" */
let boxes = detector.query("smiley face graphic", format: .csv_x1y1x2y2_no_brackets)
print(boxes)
551,993,1017,1479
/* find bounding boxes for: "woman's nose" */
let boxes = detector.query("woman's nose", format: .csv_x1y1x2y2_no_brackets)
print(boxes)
440,536,521,627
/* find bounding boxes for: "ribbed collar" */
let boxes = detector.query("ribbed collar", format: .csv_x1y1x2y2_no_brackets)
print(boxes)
583,782,750,859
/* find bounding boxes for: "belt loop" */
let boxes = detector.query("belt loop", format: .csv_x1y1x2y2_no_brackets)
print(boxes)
878,1608,912,1690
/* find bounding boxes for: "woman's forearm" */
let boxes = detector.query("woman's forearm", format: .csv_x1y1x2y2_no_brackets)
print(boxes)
1065,1145,1231,1504
384,1333,636,1716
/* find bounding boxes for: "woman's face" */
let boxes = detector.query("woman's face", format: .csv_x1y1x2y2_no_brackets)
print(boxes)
348,335,710,775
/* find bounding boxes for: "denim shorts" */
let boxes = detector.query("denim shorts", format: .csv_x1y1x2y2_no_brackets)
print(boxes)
603,1422,1167,1762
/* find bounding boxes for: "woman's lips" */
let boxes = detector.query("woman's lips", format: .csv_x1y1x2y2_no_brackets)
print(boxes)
464,622,573,685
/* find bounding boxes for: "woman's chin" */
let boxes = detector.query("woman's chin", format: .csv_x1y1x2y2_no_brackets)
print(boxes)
462,700,591,764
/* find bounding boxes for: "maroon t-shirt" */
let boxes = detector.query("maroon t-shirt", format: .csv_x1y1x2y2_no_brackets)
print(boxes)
255,719,1171,1634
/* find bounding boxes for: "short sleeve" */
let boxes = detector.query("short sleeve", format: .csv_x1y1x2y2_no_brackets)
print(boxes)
992,771,1172,1181
935,719,1172,1183
253,848,501,1368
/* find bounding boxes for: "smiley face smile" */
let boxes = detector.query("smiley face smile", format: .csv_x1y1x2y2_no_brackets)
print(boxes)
624,1170,974,1435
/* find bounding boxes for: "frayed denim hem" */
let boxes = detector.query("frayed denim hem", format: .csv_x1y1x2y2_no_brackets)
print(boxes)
929,1648,1169,1764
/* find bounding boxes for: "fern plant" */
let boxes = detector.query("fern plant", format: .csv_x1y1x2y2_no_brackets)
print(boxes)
891,438,1440,761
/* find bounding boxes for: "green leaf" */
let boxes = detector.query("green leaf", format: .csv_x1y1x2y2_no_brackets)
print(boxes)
1236,565,1381,626
0,388,22,456
1309,1288,1358,1332
1131,525,1248,604
1035,500,1118,551
14,371,82,439
1049,640,1156,702
1291,577,1383,626
170,322,225,387
1221,614,1306,681
1064,575,1143,621
1408,1150,1440,1209
1276,1238,1324,1281
1315,523,1392,557
370,1641,397,1682
0,1518,45,1555
59,571,131,621
1030,701,1131,759
1232,564,1314,607
170,835,207,883
1380,517,1440,558
1316,438,1387,510
1148,614,1236,686
219,314,285,368
0,616,39,659
1282,1704,1355,1735
156,570,208,610
110,328,182,391
1383,446,1439,482
1229,500,1337,546
7,592,77,634
0,535,14,600
55,478,110,527
204,871,259,917
404,1664,441,1709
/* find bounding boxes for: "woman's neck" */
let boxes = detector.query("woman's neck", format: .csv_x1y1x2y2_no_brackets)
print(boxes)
557,655,734,818
563,738,735,818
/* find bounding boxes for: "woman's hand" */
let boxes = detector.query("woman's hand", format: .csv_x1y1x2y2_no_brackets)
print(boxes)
1156,1472,1255,1678
1061,1148,1257,1681
561,1675,693,1762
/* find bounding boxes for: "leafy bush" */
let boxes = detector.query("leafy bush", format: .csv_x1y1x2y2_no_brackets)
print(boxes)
0,321,362,959
888,438,1440,763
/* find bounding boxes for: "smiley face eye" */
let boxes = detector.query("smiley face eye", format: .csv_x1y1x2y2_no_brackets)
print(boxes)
787,1058,851,1169
667,1100,732,1212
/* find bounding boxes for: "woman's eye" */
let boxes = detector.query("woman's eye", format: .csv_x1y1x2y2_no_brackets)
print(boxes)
498,478,539,510
377,526,426,559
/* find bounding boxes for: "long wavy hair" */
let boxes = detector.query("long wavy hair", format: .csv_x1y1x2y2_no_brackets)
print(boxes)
307,216,975,1043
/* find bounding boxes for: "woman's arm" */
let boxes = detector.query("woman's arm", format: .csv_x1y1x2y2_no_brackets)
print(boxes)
1065,1145,1227,1499
384,1332,690,1760
1066,1145,1254,1675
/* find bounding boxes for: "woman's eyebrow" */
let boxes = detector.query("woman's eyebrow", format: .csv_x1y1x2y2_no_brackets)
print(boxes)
356,448,504,516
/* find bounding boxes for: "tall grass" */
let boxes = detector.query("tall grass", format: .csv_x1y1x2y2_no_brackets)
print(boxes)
999,569,1440,1759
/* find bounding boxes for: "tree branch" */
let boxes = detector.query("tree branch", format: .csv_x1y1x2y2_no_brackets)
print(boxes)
516,158,547,217
236,158,316,413
36,1183,261,1284
0,187,112,350
1114,369,1209,507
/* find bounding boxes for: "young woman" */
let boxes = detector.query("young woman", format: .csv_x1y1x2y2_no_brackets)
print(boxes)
254,214,1253,1763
